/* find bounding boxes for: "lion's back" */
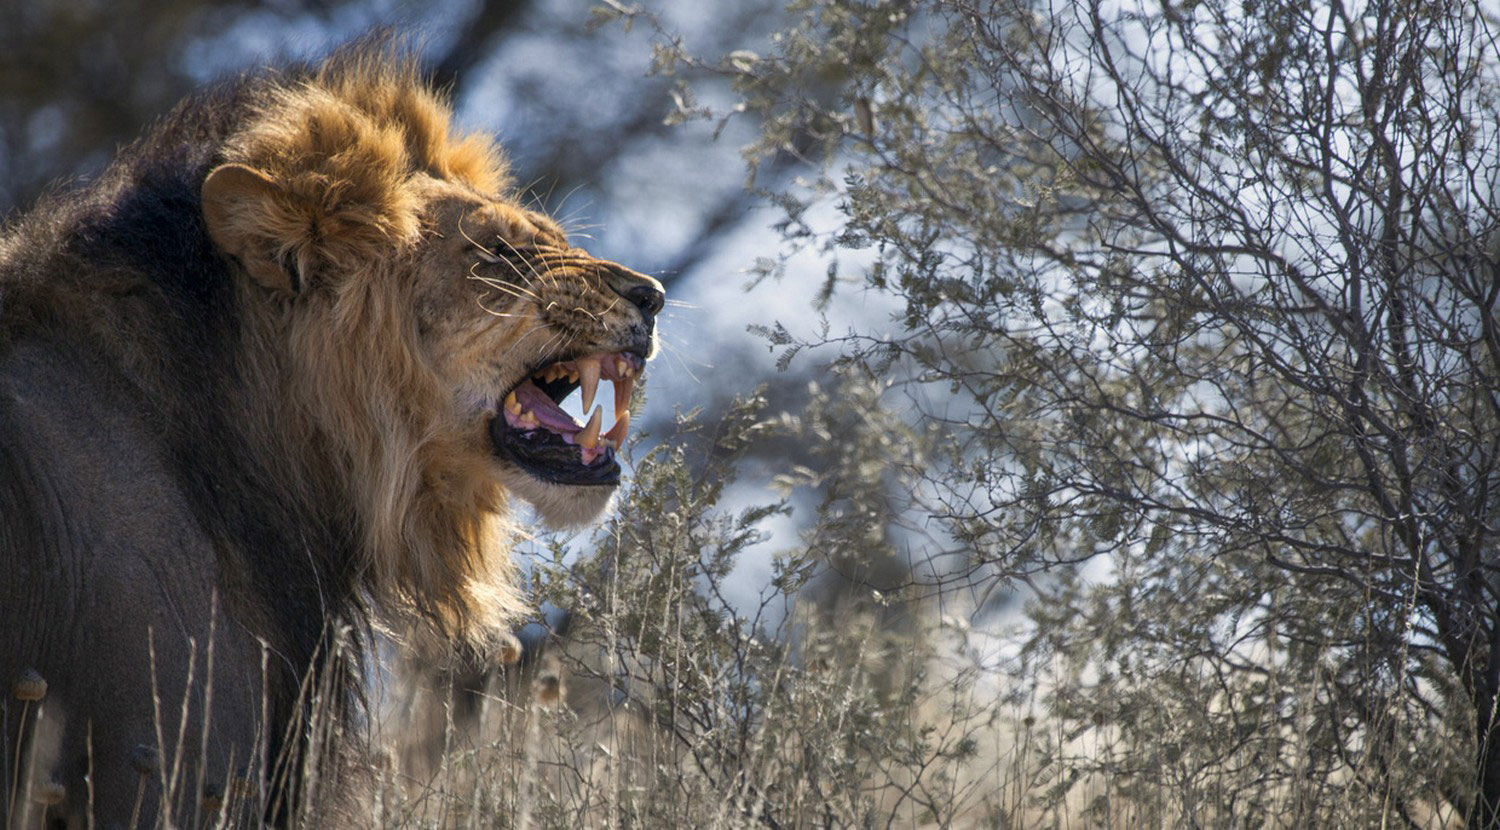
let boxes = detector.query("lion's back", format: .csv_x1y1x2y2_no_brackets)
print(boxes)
0,338,264,827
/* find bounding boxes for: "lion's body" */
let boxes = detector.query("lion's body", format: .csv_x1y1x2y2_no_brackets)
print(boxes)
0,85,308,826
0,45,662,827
0,342,271,827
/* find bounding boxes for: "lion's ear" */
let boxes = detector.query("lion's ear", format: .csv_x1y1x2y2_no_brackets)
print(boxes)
202,163,300,294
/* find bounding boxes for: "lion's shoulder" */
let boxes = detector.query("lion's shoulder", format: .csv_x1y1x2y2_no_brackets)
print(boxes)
0,338,217,577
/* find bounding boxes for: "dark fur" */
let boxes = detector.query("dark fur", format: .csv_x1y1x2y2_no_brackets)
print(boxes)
0,68,365,828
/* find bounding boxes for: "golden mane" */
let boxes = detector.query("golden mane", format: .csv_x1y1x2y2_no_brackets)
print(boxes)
215,52,525,644
216,53,510,280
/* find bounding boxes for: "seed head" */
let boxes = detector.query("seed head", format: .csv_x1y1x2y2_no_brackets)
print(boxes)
12,668,46,702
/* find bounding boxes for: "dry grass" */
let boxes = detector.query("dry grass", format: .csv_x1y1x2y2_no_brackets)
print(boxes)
1,600,1470,829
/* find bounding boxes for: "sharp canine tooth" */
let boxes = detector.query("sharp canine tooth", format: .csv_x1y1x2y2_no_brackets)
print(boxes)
604,409,630,447
578,407,602,448
614,376,635,420
578,357,601,412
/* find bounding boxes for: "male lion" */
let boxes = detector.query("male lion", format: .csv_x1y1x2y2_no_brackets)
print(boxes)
0,45,661,827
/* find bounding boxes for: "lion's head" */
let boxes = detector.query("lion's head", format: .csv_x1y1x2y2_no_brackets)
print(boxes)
196,53,663,636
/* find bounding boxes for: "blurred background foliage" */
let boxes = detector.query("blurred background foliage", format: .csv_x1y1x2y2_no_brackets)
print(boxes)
0,0,765,281
7,0,1500,827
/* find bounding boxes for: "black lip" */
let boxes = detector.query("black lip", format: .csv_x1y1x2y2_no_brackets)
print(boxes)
490,417,621,485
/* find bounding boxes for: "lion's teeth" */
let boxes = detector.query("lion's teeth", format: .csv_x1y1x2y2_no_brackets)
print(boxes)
604,409,630,447
505,391,521,415
614,376,634,420
578,407,602,449
578,357,601,413
520,411,538,428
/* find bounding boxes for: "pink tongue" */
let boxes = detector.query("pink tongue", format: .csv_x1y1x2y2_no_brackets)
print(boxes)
513,381,580,434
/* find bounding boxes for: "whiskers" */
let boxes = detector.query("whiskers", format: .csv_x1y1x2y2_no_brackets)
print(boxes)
525,180,595,239
457,214,501,262
522,330,566,370
468,263,544,303
458,210,559,295
653,330,710,386
493,323,559,368
492,237,561,293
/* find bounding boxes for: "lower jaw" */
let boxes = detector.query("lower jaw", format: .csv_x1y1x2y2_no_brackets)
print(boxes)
500,468,620,529
488,417,621,486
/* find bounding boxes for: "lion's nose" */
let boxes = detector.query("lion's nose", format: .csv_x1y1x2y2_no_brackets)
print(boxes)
619,283,665,318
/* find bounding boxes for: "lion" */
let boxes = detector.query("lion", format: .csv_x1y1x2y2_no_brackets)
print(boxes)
0,44,661,827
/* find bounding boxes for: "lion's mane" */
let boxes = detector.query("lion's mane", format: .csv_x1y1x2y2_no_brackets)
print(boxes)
2,47,526,643
0,44,553,823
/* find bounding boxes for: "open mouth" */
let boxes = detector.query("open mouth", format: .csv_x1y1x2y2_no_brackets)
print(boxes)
488,350,642,486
